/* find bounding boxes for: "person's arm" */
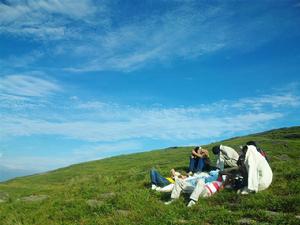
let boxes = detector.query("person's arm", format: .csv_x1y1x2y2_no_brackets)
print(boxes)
192,149,202,157
216,153,225,170
170,169,181,178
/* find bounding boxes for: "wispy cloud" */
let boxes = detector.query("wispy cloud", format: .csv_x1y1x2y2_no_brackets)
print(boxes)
1,85,299,172
0,51,44,69
0,0,100,40
65,4,230,72
0,73,61,97
231,94,300,110
2,1,298,72
1,90,298,142
60,1,300,72
0,111,282,142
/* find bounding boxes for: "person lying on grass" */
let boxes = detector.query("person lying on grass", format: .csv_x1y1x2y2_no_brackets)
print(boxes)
164,170,222,206
186,174,229,207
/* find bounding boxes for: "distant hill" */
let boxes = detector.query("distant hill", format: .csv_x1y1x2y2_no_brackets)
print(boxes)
0,126,299,225
0,166,36,182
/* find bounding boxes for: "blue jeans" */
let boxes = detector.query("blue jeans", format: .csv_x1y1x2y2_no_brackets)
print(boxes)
150,169,170,187
188,157,205,173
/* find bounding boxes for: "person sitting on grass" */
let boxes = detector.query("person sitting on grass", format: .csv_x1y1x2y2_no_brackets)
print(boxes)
188,146,211,174
246,141,269,162
164,170,221,206
150,168,182,191
212,145,239,171
237,145,273,195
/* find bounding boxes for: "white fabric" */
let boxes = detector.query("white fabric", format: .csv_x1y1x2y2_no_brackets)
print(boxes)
244,145,273,192
171,178,196,199
190,179,210,201
216,145,239,170
156,184,174,192
205,181,222,194
170,173,213,199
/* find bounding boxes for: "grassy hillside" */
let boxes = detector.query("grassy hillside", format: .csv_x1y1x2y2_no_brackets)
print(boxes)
0,127,300,225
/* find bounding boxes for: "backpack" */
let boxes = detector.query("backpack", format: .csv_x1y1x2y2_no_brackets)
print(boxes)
257,147,269,162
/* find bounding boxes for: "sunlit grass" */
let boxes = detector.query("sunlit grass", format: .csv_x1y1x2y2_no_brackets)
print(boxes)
0,127,299,224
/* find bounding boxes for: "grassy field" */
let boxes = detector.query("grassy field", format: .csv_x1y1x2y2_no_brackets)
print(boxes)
0,126,300,225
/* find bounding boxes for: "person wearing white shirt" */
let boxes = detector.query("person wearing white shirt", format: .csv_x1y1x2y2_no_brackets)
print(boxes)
239,145,273,194
212,145,239,170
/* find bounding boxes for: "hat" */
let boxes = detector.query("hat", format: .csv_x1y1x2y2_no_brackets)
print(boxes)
246,141,257,147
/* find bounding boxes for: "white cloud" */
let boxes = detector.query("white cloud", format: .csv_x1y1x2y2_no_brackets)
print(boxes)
76,101,110,110
1,87,298,141
0,107,284,142
0,51,44,68
230,94,300,110
1,1,298,72
0,74,61,97
0,0,99,40
65,4,229,72
64,1,296,72
1,88,299,172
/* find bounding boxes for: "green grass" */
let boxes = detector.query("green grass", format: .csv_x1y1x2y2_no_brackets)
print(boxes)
1,126,300,225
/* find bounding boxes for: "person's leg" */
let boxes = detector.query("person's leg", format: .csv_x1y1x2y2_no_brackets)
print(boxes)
150,169,158,185
150,169,170,187
195,158,205,172
157,184,174,192
189,179,208,202
188,156,197,172
171,179,185,199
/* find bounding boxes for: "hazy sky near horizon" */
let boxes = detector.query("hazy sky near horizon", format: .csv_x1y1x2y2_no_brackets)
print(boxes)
1,0,300,177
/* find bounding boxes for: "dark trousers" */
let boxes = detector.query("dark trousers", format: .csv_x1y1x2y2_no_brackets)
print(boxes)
188,157,205,173
150,169,170,187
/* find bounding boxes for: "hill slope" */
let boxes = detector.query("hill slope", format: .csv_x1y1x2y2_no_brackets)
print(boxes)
0,127,300,225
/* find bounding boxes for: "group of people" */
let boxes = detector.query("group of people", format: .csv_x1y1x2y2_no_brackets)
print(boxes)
150,141,273,207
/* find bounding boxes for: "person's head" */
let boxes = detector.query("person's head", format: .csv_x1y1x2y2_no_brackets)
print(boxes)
194,146,200,151
212,145,221,155
246,141,257,147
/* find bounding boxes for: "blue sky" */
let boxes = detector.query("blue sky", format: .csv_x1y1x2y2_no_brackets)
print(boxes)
1,0,300,180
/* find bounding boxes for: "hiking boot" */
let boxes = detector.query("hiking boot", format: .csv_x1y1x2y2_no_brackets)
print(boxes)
238,187,254,195
164,199,174,205
187,200,196,207
155,187,162,191
151,184,157,190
